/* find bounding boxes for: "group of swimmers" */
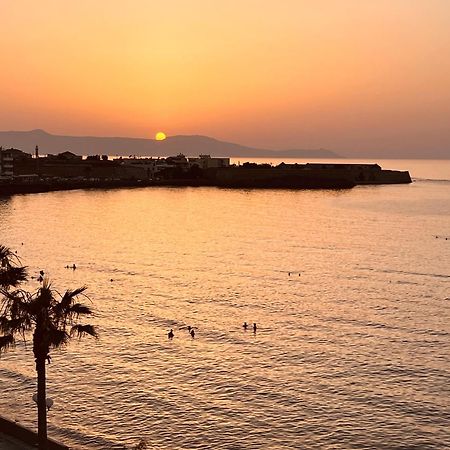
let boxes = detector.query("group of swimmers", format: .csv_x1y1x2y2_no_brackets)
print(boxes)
168,322,258,339
243,322,257,333
35,264,76,282
168,325,197,339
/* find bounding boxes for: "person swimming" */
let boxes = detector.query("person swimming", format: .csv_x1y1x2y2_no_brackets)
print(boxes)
190,329,195,338
168,329,174,339
243,322,248,330
253,323,257,333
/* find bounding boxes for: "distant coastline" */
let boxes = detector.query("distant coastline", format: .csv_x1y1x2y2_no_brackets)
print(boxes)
1,129,449,159
0,129,339,159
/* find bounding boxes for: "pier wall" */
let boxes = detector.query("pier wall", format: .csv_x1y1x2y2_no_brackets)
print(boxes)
0,414,69,450
212,166,411,186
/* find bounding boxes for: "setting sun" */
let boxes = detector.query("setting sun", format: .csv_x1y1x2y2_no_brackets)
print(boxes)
155,132,166,141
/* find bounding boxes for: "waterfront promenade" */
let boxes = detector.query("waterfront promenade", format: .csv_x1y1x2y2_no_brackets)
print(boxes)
0,415,68,450
0,432,34,449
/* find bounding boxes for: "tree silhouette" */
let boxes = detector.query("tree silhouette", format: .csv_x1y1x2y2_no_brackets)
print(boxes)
0,245,97,450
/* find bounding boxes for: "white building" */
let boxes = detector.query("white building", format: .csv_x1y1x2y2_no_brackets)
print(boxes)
0,148,14,178
188,154,230,169
115,157,170,179
115,154,230,179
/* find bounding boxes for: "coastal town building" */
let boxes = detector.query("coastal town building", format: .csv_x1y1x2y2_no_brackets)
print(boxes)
166,153,190,169
115,154,230,179
115,157,161,179
2,146,231,181
0,148,32,178
188,154,230,169
47,151,82,161
0,149,14,178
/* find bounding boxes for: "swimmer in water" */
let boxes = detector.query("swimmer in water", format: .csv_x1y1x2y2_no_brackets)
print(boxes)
253,323,257,333
243,322,248,330
190,329,195,338
168,329,174,339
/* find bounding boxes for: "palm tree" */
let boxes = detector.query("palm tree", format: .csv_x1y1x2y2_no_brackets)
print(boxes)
0,245,98,450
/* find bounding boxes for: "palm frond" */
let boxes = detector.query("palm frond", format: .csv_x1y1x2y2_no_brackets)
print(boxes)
57,287,88,313
0,289,31,318
0,316,9,333
0,266,28,288
0,316,32,335
0,334,15,353
0,245,10,260
70,324,98,339
0,244,27,289
68,303,93,317
0,245,16,263
48,327,70,348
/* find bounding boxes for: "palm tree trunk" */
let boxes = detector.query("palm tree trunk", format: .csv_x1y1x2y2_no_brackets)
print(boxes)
36,355,48,450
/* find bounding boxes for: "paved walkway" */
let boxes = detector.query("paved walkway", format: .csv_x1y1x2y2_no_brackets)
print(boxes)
0,432,34,449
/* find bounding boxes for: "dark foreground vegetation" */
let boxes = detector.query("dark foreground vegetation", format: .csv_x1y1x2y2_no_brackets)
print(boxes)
0,245,97,450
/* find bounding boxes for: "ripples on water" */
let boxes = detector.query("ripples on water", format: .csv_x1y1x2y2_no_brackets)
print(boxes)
0,175,449,449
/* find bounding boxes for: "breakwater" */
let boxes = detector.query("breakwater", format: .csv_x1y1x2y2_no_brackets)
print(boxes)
212,163,411,187
0,177,355,196
0,163,411,196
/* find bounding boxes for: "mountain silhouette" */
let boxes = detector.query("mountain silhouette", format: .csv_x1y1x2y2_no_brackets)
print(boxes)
0,130,340,159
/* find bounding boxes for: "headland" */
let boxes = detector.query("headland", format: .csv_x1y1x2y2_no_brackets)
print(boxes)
0,148,411,196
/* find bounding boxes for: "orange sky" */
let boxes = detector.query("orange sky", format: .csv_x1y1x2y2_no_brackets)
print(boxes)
1,0,449,155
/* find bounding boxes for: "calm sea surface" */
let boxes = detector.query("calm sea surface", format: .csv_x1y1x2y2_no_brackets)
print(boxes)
0,159,449,449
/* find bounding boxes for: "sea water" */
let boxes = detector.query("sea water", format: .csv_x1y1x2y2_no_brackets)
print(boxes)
0,159,449,449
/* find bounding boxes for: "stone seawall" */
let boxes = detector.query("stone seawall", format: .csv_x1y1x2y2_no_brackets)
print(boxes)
361,169,411,184
0,415,69,450
0,163,412,196
212,165,412,186
211,168,355,189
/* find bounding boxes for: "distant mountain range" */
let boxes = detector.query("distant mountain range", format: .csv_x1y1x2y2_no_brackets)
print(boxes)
0,129,340,159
